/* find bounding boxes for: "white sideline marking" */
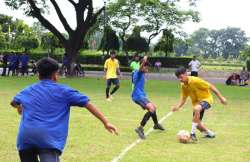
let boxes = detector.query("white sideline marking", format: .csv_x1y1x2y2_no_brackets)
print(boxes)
111,111,173,162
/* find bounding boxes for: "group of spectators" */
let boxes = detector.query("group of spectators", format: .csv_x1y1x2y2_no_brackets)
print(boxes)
0,51,37,76
226,67,249,86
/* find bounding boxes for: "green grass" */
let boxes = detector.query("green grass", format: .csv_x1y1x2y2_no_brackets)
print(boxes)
0,77,249,162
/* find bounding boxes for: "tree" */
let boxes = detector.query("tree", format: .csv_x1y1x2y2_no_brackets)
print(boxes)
154,29,174,56
126,26,149,53
99,26,120,54
174,38,190,57
189,28,210,56
41,32,61,55
107,0,139,52
0,25,8,50
139,0,200,46
240,45,250,61
15,33,39,50
5,0,104,75
219,27,248,59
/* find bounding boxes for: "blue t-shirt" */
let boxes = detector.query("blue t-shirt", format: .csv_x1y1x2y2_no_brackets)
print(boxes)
13,80,89,152
132,70,146,100
19,54,29,66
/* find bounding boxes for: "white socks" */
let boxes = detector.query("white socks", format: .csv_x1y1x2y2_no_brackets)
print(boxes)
191,122,198,134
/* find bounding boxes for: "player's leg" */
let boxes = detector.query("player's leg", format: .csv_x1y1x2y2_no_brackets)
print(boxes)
191,104,202,141
106,79,112,100
38,149,61,162
110,78,120,96
19,148,39,162
197,102,215,138
144,101,165,130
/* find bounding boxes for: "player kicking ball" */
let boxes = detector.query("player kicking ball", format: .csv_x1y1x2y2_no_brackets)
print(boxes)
172,67,227,142
132,56,165,139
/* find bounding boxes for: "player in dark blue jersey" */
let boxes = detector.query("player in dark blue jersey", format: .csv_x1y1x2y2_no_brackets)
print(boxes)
132,56,165,139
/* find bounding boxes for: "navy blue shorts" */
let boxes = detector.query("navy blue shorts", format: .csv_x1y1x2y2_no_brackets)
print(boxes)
106,78,119,87
133,97,150,109
193,101,211,120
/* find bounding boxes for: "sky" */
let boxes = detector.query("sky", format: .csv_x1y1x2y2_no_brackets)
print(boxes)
1,0,250,38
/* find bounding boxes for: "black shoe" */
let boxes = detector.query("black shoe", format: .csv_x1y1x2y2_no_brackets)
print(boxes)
153,124,165,131
204,134,216,138
135,127,146,139
190,133,198,142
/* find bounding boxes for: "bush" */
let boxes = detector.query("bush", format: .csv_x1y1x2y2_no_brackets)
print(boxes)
1,52,192,68
247,60,250,71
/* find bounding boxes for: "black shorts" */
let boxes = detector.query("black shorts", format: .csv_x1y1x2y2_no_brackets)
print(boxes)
191,71,198,77
193,101,211,120
106,78,119,87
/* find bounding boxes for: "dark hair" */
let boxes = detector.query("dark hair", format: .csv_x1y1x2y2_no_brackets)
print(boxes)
175,67,187,77
110,51,116,55
37,57,59,79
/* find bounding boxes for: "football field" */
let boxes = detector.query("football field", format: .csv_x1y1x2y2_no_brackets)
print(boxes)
0,76,249,162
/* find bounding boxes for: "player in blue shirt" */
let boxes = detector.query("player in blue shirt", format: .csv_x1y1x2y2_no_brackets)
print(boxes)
19,51,30,76
132,56,165,139
11,57,118,162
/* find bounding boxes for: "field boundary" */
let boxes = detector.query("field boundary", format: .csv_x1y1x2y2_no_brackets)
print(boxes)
111,111,173,162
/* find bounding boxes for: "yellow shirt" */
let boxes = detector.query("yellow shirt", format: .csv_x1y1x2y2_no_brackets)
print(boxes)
104,58,119,79
181,76,213,107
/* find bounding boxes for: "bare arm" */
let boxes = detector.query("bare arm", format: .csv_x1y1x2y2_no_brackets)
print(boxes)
171,96,187,112
210,84,227,105
10,101,22,115
85,102,118,135
139,56,148,71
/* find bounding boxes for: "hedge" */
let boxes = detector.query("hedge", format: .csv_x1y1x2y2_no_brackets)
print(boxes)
1,52,192,68
247,60,250,71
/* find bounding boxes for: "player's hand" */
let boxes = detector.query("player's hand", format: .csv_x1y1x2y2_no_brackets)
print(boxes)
220,97,227,105
103,75,107,80
118,74,122,80
104,123,118,135
17,106,22,115
171,106,179,112
143,56,148,61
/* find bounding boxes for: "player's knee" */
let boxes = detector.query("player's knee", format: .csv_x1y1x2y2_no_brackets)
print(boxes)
194,105,202,113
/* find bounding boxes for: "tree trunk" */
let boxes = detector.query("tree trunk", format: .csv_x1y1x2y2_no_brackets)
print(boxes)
65,46,78,77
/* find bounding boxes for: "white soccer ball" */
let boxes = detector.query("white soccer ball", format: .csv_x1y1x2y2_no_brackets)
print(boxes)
177,130,191,144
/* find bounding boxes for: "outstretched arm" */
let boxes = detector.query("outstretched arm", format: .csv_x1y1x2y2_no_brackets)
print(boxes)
210,84,227,105
85,102,118,135
171,96,187,112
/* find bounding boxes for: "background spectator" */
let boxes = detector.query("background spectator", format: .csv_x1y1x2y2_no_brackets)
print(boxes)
188,56,201,77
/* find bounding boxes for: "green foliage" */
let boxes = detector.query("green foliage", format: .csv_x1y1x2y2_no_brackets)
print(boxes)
41,32,61,54
189,27,248,59
15,34,39,50
154,29,174,56
247,60,250,71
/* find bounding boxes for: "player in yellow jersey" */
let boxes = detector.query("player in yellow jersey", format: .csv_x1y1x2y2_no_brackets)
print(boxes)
172,67,227,141
104,51,121,101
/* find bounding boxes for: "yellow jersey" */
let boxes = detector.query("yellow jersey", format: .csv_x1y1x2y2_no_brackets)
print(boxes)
181,76,213,107
104,58,119,79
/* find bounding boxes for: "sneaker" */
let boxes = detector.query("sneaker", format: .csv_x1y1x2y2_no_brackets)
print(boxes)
204,130,216,138
106,98,112,102
135,127,146,139
190,133,198,142
153,124,165,131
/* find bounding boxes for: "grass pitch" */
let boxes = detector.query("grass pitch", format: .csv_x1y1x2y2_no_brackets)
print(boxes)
0,76,249,162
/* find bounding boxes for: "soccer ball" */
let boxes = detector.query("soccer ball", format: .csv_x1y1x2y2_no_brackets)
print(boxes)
177,130,191,144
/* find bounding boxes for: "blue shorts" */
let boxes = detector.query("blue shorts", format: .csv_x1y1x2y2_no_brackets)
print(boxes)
193,101,211,120
133,97,150,109
106,78,119,87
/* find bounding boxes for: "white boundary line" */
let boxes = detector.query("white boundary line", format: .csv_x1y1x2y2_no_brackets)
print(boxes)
111,111,173,162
